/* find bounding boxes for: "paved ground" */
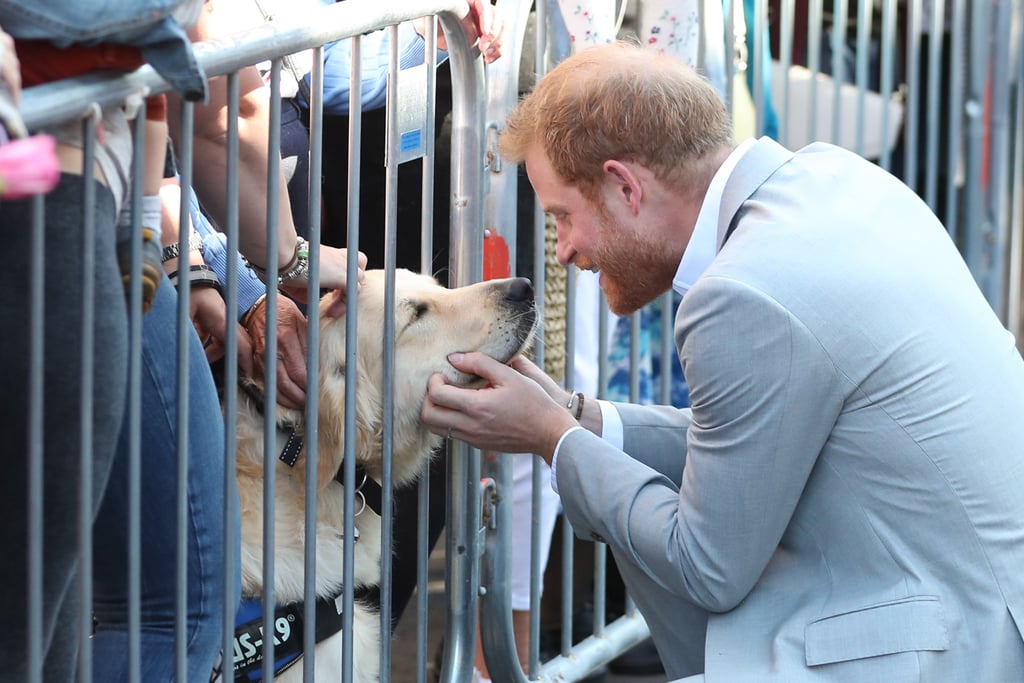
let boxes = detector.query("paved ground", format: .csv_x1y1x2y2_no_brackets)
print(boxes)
389,539,668,683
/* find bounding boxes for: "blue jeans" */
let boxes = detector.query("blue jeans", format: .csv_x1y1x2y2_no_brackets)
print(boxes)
91,278,240,682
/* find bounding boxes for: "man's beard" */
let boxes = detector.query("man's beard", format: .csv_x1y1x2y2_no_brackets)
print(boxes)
585,214,676,316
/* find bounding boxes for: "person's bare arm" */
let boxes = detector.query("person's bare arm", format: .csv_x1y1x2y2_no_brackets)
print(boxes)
167,0,364,295
166,0,296,273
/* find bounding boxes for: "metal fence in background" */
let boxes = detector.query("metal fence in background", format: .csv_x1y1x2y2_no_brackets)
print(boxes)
12,0,1024,682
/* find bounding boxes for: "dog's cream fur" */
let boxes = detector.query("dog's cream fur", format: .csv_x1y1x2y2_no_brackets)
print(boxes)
234,269,537,682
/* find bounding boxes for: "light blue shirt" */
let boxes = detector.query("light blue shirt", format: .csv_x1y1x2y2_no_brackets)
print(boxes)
186,186,268,321
551,139,756,493
300,22,435,116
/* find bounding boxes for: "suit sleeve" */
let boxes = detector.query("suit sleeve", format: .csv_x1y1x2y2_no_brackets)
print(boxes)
610,401,692,484
555,276,844,612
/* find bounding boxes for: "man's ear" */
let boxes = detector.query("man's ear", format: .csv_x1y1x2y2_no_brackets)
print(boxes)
603,159,643,214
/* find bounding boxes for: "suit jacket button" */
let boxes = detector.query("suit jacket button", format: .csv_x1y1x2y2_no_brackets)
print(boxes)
590,531,607,544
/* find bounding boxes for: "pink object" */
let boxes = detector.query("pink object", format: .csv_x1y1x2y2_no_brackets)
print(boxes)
0,134,61,199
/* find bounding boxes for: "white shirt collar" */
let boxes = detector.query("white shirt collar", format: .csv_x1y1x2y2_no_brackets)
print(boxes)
672,137,757,297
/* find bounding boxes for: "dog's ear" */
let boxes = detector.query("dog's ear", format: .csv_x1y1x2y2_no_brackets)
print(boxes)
322,288,349,319
315,360,348,490
314,352,384,491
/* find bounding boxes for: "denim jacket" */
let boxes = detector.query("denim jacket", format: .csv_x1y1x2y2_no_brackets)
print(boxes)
0,0,207,100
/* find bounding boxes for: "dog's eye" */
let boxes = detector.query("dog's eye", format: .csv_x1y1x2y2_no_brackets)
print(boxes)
412,302,429,320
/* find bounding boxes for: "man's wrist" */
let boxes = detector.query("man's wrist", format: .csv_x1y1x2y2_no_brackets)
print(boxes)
565,391,585,420
241,293,267,328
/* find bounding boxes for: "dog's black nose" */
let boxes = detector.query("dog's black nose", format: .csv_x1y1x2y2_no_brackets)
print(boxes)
504,277,534,303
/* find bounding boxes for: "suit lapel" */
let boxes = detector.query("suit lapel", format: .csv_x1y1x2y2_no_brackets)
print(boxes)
716,138,796,249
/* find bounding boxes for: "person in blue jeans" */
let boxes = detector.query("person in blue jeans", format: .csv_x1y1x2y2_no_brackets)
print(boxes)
90,272,238,682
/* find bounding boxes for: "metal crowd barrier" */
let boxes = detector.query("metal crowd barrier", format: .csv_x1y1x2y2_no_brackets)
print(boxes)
15,1,500,681
13,0,1024,682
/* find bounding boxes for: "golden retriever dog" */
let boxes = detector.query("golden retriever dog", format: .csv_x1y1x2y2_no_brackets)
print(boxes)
231,269,537,683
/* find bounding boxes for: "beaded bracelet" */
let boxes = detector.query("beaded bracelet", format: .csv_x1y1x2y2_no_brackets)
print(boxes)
277,237,309,285
248,236,309,286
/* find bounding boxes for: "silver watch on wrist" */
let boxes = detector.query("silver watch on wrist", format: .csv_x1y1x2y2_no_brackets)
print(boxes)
161,232,204,263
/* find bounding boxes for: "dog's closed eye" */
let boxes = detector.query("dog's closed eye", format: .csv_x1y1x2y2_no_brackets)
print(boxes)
397,299,431,337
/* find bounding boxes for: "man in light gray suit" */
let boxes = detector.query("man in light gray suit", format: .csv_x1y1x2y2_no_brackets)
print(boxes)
421,41,1024,682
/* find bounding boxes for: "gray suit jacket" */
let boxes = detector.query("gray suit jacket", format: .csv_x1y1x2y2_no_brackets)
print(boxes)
555,138,1024,682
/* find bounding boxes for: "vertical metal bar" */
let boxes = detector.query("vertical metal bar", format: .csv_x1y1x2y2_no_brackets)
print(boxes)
593,537,608,633
421,17,440,273
417,20,439,683
753,0,766,137
381,23,402,683
77,109,99,683
565,266,577,411
924,0,946,210
904,0,922,190
440,5,487,681
962,0,990,291
26,192,45,683
853,0,873,156
830,0,848,142
342,33,363,683
724,0,737,116
533,0,549,450
619,310,642,623
526,456,544,679
697,0,706,84
1008,31,1024,343
779,0,794,144
222,70,242,683
943,0,967,237
629,314,640,404
126,102,147,683
985,0,1012,319
303,43,325,683
558,513,573,656
660,292,673,405
531,4,550,663
878,0,898,171
175,98,194,683
339,30,364,683
416,461,432,683
807,0,823,141
260,58,283,683
594,292,612,644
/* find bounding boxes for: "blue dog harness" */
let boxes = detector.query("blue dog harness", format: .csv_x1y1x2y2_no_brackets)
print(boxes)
223,390,382,681
231,593,365,681
232,599,307,680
